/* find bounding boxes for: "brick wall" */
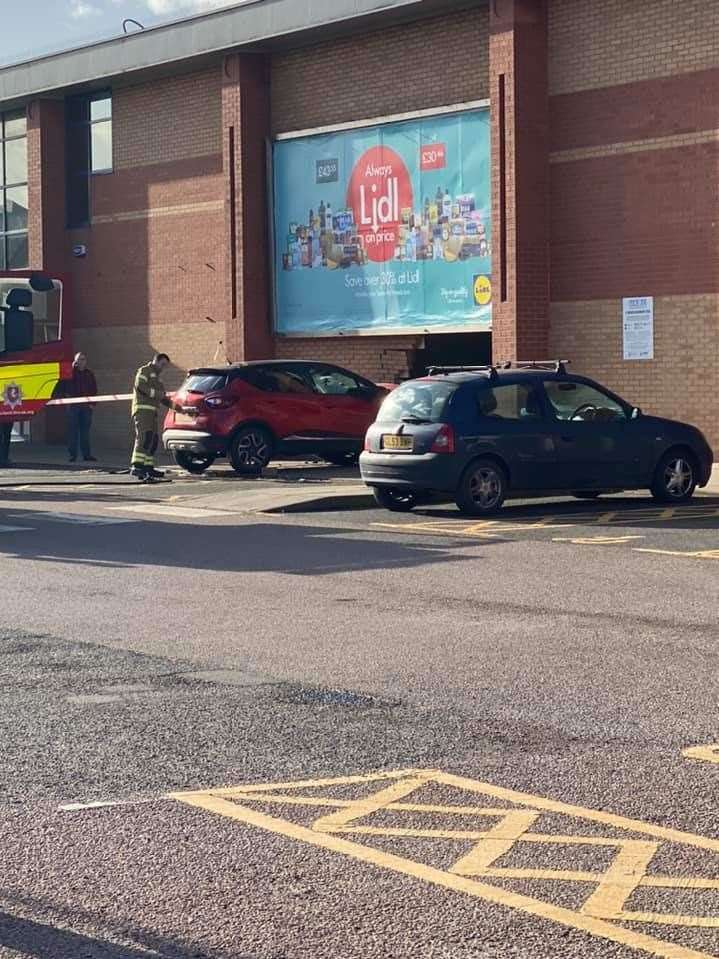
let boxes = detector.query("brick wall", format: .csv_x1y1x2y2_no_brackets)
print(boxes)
59,65,226,442
270,6,490,376
548,0,719,454
271,8,490,136
550,296,719,452
549,0,719,95
277,335,424,384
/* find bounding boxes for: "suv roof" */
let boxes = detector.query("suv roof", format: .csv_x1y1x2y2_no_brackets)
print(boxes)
188,360,352,375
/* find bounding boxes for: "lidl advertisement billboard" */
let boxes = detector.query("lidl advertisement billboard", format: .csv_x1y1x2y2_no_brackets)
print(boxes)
272,108,491,336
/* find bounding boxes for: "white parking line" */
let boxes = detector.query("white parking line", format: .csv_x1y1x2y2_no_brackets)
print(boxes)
106,504,235,519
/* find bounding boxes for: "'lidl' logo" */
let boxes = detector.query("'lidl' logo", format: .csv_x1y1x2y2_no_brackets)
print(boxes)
473,274,492,307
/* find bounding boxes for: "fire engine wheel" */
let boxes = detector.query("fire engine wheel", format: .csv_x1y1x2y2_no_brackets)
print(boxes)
229,425,274,475
173,451,215,475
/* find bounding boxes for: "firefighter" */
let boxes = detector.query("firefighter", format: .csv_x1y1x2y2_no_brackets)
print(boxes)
130,353,178,482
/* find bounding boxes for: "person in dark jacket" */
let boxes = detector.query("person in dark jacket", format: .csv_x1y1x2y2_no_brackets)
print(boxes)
67,352,98,462
0,421,12,468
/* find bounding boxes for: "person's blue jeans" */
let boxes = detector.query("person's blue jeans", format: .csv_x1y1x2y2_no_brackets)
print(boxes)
68,407,93,460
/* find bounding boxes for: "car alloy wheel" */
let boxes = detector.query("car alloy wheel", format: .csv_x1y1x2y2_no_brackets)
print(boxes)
456,458,507,516
229,426,273,475
651,450,696,504
663,457,694,498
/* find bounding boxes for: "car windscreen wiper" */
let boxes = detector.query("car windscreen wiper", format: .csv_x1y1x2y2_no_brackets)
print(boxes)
401,415,433,424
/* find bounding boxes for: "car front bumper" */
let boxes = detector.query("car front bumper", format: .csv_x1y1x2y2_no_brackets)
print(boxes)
359,451,462,492
162,430,226,456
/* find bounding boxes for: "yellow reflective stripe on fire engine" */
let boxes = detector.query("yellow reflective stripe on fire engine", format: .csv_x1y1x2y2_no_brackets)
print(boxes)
133,404,157,413
0,362,61,401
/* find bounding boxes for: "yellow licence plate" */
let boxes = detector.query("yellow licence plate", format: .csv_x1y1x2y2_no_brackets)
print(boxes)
382,434,413,451
175,413,197,425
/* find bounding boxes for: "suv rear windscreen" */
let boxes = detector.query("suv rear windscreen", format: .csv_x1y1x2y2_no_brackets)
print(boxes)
376,380,458,424
183,373,227,393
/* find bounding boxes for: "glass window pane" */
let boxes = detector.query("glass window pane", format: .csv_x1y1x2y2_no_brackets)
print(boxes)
4,138,27,186
91,121,112,172
544,380,627,422
7,233,28,270
4,110,27,138
0,240,5,271
477,384,542,420
5,186,28,232
0,190,5,234
90,96,112,121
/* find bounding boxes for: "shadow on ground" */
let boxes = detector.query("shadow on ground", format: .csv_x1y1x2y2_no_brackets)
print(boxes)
0,517,474,575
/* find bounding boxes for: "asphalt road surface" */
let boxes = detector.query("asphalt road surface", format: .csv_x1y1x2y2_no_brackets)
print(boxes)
1,470,718,959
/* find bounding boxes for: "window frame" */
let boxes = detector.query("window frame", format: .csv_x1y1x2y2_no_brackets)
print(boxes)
0,109,29,271
88,93,113,175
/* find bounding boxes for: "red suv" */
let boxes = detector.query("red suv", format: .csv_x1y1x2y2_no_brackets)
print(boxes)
163,360,391,474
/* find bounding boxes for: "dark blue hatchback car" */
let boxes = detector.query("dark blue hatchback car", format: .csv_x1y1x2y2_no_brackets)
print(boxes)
360,362,714,515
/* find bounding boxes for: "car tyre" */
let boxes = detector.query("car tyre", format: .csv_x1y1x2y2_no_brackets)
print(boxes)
650,450,697,504
324,451,360,467
173,451,215,475
455,458,507,516
373,487,417,512
229,425,274,475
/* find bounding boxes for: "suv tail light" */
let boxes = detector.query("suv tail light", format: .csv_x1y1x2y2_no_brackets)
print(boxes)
204,396,233,410
430,424,455,454
364,431,371,452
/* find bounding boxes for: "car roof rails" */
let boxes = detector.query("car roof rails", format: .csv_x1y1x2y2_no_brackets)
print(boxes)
499,359,571,375
426,365,500,380
425,360,570,379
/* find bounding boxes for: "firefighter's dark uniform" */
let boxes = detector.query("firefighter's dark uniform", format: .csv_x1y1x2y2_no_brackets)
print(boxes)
131,362,172,476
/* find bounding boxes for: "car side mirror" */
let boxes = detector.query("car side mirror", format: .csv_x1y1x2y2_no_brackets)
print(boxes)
631,407,642,419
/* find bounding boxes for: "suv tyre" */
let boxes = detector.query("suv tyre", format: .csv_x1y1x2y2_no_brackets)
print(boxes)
173,452,215,475
455,458,507,516
229,425,274,475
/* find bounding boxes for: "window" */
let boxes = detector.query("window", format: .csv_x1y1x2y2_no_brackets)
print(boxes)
66,92,112,228
544,380,627,422
307,366,361,396
376,380,457,424
183,374,228,394
0,278,62,355
0,110,28,270
476,383,542,420
243,366,312,394
90,95,113,173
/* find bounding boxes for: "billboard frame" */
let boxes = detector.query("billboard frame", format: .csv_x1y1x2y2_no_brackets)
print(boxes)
271,99,491,339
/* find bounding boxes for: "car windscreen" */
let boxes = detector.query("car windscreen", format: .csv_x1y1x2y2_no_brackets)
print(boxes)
375,380,458,424
183,373,227,393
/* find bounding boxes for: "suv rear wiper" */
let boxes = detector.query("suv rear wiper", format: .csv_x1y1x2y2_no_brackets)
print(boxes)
401,415,432,424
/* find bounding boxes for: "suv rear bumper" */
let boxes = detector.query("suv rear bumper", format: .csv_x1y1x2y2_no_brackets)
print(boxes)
162,430,226,456
359,451,461,491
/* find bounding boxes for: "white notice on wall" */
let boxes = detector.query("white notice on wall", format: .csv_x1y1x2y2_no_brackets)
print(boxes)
622,296,654,360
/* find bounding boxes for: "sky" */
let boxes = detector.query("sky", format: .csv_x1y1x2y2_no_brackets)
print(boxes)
2,0,251,65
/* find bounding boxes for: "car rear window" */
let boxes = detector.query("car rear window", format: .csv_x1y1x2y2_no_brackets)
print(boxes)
376,380,457,424
183,374,227,393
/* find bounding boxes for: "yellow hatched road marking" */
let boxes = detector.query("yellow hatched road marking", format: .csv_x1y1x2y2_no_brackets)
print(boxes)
683,745,719,765
553,535,645,545
636,548,719,560
171,769,719,958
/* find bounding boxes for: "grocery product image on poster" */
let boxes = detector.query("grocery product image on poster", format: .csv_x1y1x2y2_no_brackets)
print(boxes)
273,108,491,336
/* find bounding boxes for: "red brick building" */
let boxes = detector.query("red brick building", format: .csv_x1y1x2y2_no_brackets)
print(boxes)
1,0,717,450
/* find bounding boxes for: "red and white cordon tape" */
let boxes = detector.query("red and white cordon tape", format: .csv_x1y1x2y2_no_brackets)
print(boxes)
46,393,133,406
